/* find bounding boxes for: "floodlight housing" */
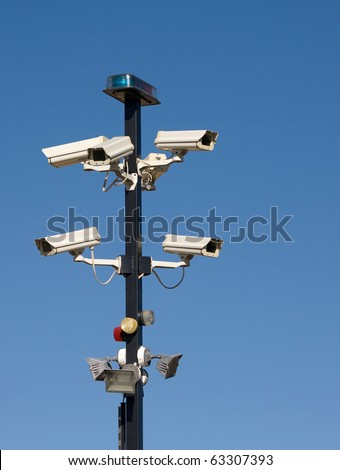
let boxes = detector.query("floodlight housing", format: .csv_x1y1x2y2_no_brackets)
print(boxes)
105,364,141,394
156,354,182,379
86,357,113,381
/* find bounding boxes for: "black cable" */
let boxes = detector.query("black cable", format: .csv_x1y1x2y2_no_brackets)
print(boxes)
152,267,185,289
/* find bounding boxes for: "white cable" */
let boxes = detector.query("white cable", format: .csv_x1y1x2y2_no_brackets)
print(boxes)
152,267,185,290
90,247,116,286
112,160,130,186
113,160,130,187
102,161,130,192
102,171,115,193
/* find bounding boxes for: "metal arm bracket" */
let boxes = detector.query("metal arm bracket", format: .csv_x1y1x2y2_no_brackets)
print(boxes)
73,254,123,274
151,255,191,270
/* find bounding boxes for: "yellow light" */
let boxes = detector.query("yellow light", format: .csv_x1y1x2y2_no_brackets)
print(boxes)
121,317,138,334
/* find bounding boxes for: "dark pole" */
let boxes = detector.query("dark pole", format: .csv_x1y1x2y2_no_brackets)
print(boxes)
124,97,143,450
118,402,126,450
103,74,160,450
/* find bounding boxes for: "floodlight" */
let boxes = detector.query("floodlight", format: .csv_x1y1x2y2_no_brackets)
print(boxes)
105,364,141,394
85,357,113,381
156,354,182,379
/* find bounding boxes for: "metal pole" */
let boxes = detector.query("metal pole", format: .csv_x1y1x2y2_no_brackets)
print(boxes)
118,402,126,450
124,97,143,450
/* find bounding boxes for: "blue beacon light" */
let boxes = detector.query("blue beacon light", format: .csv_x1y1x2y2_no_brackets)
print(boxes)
104,73,160,106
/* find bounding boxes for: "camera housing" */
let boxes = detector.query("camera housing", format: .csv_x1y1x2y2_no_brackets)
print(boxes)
154,130,218,153
35,227,101,256
43,135,134,170
162,234,223,258
42,136,108,168
86,136,134,169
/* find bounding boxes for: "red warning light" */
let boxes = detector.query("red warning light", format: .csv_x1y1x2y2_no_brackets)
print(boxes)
113,327,125,342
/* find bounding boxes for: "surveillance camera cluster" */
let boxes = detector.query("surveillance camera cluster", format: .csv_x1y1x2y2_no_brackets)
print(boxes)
35,228,223,268
42,129,218,192
36,121,222,398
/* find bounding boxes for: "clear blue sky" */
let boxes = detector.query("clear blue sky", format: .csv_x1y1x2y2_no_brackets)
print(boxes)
0,0,339,450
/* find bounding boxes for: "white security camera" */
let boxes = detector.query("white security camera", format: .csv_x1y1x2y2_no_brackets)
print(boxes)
162,234,223,258
35,227,101,256
42,136,108,168
137,153,182,190
154,130,218,153
85,136,134,169
42,136,134,171
137,130,218,191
